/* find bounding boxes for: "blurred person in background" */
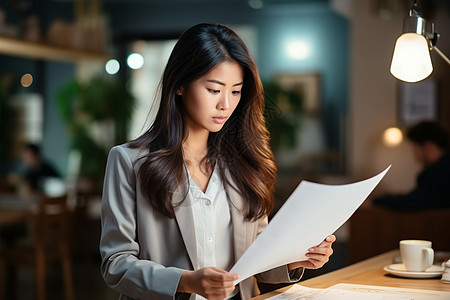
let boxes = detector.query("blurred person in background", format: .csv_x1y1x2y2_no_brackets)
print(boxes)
8,142,61,196
373,121,450,210
1,143,61,246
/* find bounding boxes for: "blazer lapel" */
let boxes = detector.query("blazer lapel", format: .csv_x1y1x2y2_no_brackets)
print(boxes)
225,171,253,263
173,183,198,270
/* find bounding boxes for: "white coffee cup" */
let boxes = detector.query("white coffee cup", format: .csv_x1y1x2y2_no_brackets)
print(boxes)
399,240,434,272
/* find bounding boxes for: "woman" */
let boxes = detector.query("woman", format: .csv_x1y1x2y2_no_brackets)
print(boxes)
100,23,335,300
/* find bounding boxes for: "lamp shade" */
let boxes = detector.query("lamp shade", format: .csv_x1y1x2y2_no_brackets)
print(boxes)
390,33,433,82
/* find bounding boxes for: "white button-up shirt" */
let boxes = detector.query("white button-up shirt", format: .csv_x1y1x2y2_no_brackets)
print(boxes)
187,164,238,299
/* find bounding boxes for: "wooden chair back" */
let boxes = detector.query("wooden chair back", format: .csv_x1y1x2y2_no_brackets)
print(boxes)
0,193,74,300
33,194,70,249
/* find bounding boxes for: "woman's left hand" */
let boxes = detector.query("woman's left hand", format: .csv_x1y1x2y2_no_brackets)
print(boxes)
287,235,336,271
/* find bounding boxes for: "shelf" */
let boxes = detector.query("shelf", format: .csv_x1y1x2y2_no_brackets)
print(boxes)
0,35,110,63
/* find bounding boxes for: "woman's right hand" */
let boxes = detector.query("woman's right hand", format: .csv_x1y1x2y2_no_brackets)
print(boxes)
177,267,239,299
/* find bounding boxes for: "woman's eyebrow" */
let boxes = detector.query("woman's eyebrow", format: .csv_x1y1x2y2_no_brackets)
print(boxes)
206,79,244,87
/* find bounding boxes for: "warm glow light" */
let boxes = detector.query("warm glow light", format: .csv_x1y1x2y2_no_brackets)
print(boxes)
286,41,310,61
105,59,120,75
127,53,144,70
21,73,33,87
390,33,433,83
383,127,403,147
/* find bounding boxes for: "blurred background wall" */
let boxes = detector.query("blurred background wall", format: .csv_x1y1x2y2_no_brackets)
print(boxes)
0,0,449,235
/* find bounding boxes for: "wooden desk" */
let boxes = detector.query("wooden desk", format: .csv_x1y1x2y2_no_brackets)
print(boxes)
252,250,450,299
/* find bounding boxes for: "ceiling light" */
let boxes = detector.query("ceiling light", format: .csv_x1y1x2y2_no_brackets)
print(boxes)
248,0,263,9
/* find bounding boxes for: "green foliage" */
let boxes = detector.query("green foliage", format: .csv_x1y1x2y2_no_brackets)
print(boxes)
57,75,135,178
263,81,304,151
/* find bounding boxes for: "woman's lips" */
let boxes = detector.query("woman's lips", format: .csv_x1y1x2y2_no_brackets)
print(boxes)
212,116,227,124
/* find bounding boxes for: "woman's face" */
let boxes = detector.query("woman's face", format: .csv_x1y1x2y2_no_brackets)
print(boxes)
180,60,244,134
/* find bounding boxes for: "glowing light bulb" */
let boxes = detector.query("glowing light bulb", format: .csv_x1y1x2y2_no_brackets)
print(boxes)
390,33,433,83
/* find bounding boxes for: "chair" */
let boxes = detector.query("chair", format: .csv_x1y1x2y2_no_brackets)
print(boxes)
0,194,74,300
347,205,450,264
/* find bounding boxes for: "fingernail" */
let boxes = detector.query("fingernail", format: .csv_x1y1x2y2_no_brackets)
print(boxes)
326,236,331,242
308,248,314,252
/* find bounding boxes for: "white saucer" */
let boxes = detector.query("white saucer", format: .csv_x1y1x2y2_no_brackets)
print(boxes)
383,264,444,279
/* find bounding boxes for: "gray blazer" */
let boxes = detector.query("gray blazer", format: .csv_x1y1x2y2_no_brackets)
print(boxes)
100,144,302,300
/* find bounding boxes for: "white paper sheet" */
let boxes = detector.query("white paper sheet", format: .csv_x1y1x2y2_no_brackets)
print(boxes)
266,284,450,300
229,166,391,285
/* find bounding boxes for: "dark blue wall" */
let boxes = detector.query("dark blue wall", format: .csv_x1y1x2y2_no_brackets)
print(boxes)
0,0,349,175
105,0,349,162
255,6,349,153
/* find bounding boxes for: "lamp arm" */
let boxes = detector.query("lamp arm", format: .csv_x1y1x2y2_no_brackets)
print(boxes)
430,45,450,65
427,28,450,65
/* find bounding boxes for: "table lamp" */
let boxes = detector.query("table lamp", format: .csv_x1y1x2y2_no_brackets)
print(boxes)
390,0,450,83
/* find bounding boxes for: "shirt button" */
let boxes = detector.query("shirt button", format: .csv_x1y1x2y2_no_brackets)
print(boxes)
204,199,211,206
207,237,213,243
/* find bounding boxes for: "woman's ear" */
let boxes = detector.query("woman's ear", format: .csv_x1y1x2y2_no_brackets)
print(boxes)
176,88,183,95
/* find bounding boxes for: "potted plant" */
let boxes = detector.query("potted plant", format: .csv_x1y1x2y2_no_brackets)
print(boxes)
57,74,135,191
263,81,304,152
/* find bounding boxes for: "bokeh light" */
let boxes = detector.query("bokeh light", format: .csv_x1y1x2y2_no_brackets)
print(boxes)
383,127,403,147
21,73,33,87
105,59,120,75
286,40,310,60
127,53,144,70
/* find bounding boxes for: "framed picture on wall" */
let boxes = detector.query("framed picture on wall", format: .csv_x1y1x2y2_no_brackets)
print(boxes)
269,73,328,170
275,73,321,114
398,79,438,126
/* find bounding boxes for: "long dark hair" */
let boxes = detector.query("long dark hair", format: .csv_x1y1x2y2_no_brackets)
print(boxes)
130,23,276,221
